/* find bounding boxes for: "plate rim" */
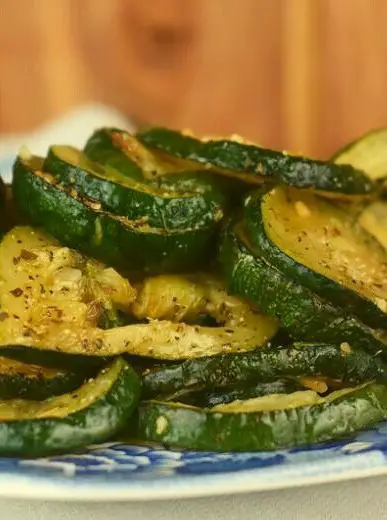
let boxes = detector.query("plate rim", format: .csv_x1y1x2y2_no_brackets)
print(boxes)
1,455,387,502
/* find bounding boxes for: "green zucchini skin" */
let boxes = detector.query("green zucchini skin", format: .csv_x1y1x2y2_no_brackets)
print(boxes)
0,346,108,371
0,366,87,401
12,156,218,273
142,343,386,399
175,380,302,407
84,128,144,181
0,176,5,210
243,192,387,329
85,128,242,202
44,146,225,232
218,222,387,356
138,127,375,195
0,358,140,457
137,383,387,451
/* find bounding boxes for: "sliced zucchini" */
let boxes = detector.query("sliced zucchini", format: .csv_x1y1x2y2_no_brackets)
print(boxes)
0,225,276,360
138,127,375,196
219,221,387,355
0,185,23,235
0,357,140,456
84,127,192,181
137,383,387,451
142,342,387,399
332,128,387,181
85,128,243,206
244,187,387,329
0,226,136,352
12,155,219,273
357,200,387,251
44,145,225,231
84,127,145,181
131,274,276,339
0,356,88,400
0,176,5,210
167,380,303,407
0,309,277,361
0,345,108,371
132,274,209,322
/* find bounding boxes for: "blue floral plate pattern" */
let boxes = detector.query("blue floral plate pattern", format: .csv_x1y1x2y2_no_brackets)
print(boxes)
2,427,387,501
2,158,387,501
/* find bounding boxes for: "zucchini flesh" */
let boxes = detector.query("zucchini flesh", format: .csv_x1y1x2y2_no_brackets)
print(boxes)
132,274,209,322
142,342,386,399
138,127,375,196
131,274,276,338
12,156,219,273
0,357,140,456
219,222,387,356
0,356,88,400
332,128,387,181
245,187,387,329
357,201,387,251
137,383,387,451
44,145,225,231
0,226,136,353
0,314,277,361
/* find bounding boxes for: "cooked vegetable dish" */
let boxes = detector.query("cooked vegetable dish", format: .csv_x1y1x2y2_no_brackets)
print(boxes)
0,126,387,455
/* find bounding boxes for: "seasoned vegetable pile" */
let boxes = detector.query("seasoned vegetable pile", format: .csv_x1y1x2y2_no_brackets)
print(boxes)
0,126,387,455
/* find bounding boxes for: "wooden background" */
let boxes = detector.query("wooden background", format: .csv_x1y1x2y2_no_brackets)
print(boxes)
0,0,387,157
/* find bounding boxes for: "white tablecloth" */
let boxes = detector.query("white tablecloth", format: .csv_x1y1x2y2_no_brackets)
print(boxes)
1,475,387,520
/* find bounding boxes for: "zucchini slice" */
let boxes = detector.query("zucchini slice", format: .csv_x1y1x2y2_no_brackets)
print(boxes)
84,128,145,181
244,187,387,329
85,128,240,201
131,274,277,337
138,383,387,451
163,380,303,407
0,225,136,349
0,311,277,361
0,357,140,456
142,342,386,399
12,155,219,273
0,176,5,210
0,345,108,371
138,127,374,196
84,127,187,181
0,356,88,400
332,128,387,181
357,200,387,251
0,226,276,360
219,221,387,355
44,145,225,231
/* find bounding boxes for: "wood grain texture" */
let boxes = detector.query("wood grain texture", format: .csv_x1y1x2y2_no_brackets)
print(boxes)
0,0,386,157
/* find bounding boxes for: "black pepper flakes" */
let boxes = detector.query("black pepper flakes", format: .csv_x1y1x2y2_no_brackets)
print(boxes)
10,288,23,297
20,249,38,261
